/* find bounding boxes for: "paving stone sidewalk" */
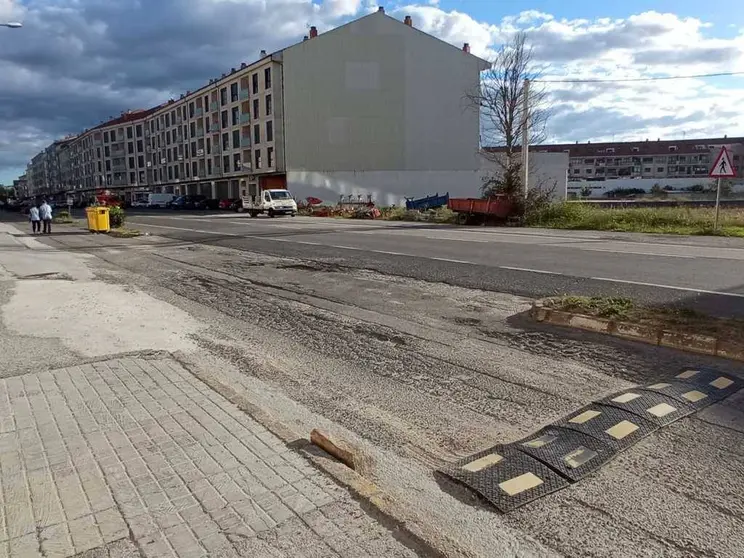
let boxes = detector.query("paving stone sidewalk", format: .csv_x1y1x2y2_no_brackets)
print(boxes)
0,358,420,558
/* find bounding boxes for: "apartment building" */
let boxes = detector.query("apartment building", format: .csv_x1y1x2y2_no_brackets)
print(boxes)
18,9,488,204
532,137,744,182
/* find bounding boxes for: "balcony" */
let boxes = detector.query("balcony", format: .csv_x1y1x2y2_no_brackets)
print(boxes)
194,108,204,117
240,113,250,124
196,149,204,157
196,129,205,138
210,102,219,112
241,137,252,147
240,89,250,100
210,123,220,133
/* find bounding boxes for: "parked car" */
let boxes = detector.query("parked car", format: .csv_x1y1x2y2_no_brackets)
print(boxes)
147,193,176,208
170,195,207,210
196,198,220,210
166,195,183,209
219,198,239,210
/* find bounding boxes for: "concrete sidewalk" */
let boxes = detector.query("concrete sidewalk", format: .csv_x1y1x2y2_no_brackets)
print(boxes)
0,221,422,558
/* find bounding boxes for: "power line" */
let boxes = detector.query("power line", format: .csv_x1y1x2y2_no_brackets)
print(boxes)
534,71,744,84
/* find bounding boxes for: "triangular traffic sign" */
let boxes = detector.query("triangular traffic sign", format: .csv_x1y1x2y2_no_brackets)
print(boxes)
709,146,736,178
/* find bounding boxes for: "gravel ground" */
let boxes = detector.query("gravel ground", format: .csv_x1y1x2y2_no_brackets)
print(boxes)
27,227,744,558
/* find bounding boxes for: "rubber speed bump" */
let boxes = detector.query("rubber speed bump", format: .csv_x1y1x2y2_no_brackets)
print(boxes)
439,445,568,512
553,404,658,451
599,389,695,426
515,426,614,482
641,381,721,410
669,367,741,401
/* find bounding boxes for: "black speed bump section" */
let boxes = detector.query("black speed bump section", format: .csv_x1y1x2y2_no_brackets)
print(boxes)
553,404,658,451
599,389,695,426
515,426,614,482
641,381,720,410
670,367,741,400
438,446,568,512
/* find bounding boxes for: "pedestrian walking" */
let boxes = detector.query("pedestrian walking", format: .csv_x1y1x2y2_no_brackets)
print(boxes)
39,199,53,234
29,203,41,234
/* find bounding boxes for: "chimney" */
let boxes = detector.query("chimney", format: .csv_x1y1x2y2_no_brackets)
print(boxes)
241,62,247,68
378,6,384,13
303,35,309,41
404,15,412,26
462,43,470,53
309,26,318,38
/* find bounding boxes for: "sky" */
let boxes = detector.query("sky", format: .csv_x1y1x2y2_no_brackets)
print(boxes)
1,0,743,185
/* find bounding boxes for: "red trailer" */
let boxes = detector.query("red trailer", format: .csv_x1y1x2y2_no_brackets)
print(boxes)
447,195,513,224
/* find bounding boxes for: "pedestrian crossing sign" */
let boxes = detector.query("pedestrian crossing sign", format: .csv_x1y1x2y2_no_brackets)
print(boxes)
709,146,736,178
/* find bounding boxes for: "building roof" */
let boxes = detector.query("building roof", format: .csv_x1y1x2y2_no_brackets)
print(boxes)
487,136,744,158
89,105,165,132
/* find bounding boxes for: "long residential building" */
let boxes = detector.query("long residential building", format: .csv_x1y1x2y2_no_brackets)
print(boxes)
20,9,489,205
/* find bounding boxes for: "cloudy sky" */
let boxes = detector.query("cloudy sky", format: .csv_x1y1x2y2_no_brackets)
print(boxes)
1,0,743,184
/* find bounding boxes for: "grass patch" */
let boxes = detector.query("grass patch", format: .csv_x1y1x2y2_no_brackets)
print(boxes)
544,295,744,341
383,206,457,224
107,227,142,238
528,202,744,236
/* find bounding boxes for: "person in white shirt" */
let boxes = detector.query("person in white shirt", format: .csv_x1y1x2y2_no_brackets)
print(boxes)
39,200,53,234
28,204,41,234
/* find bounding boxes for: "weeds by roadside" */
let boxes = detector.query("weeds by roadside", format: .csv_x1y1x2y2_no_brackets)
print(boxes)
53,210,76,224
527,202,744,236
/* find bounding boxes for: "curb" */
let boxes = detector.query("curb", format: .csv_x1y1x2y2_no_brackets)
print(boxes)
173,354,455,558
530,301,744,362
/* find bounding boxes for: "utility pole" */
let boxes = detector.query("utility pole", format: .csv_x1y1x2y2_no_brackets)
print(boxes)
714,177,722,231
521,78,530,199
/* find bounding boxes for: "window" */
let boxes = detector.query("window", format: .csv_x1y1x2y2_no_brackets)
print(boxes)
254,124,261,144
128,157,135,168
138,155,144,168
231,107,239,127
104,146,110,157
252,74,259,94
96,147,101,158
265,95,272,116
233,153,241,172
220,87,228,106
189,102,195,118
669,146,678,152
192,162,198,176
126,142,133,154
191,142,197,157
127,127,133,139
221,110,228,128
174,165,179,179
167,149,172,163
168,167,173,180
642,157,653,163
205,116,210,130
266,121,273,142
657,167,664,172
190,122,196,137
136,125,142,137
232,130,240,149
254,149,261,169
644,167,652,173
223,155,230,171
185,164,190,178
207,159,212,175
137,140,143,152
230,83,239,102
253,99,259,120
103,131,109,143
573,169,580,174
105,160,111,172
97,161,102,172
267,147,274,168
166,131,171,145
165,114,170,128
264,67,271,89
631,147,639,153
222,133,230,150
206,137,211,155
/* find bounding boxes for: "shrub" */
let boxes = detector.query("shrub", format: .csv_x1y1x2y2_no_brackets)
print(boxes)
108,206,125,228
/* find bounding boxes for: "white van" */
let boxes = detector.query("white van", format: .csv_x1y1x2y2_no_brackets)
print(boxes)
147,193,176,208
239,189,297,217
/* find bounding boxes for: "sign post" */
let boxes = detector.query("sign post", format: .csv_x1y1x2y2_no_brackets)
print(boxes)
708,146,736,231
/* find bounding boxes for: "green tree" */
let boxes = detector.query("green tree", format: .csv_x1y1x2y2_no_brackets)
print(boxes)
579,186,592,198
649,184,668,198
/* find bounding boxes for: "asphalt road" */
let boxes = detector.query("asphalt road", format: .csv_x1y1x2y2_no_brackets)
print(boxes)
121,210,744,317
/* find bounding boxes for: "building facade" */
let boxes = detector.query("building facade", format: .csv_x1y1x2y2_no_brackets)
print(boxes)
15,9,488,205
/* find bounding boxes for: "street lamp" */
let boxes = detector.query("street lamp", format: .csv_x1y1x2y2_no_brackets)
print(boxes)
0,22,22,28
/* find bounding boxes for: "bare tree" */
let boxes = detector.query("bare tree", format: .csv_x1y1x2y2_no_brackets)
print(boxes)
469,32,550,204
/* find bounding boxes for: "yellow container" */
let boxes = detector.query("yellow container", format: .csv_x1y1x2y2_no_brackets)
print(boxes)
85,207,110,233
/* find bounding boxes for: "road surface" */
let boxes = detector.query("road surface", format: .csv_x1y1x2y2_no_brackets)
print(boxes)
123,211,744,317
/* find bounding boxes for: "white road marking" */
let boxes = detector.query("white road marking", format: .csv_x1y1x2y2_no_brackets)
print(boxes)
500,266,564,275
128,222,240,236
590,277,744,299
578,247,696,259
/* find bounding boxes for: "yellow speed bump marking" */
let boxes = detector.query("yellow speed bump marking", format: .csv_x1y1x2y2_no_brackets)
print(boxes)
710,377,734,390
647,403,677,418
499,472,544,496
611,392,642,404
462,453,503,472
647,383,672,390
605,420,639,440
682,390,708,403
677,370,699,380
569,410,602,424
522,434,558,449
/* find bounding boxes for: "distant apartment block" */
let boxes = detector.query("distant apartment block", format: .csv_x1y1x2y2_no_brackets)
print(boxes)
21,9,488,204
